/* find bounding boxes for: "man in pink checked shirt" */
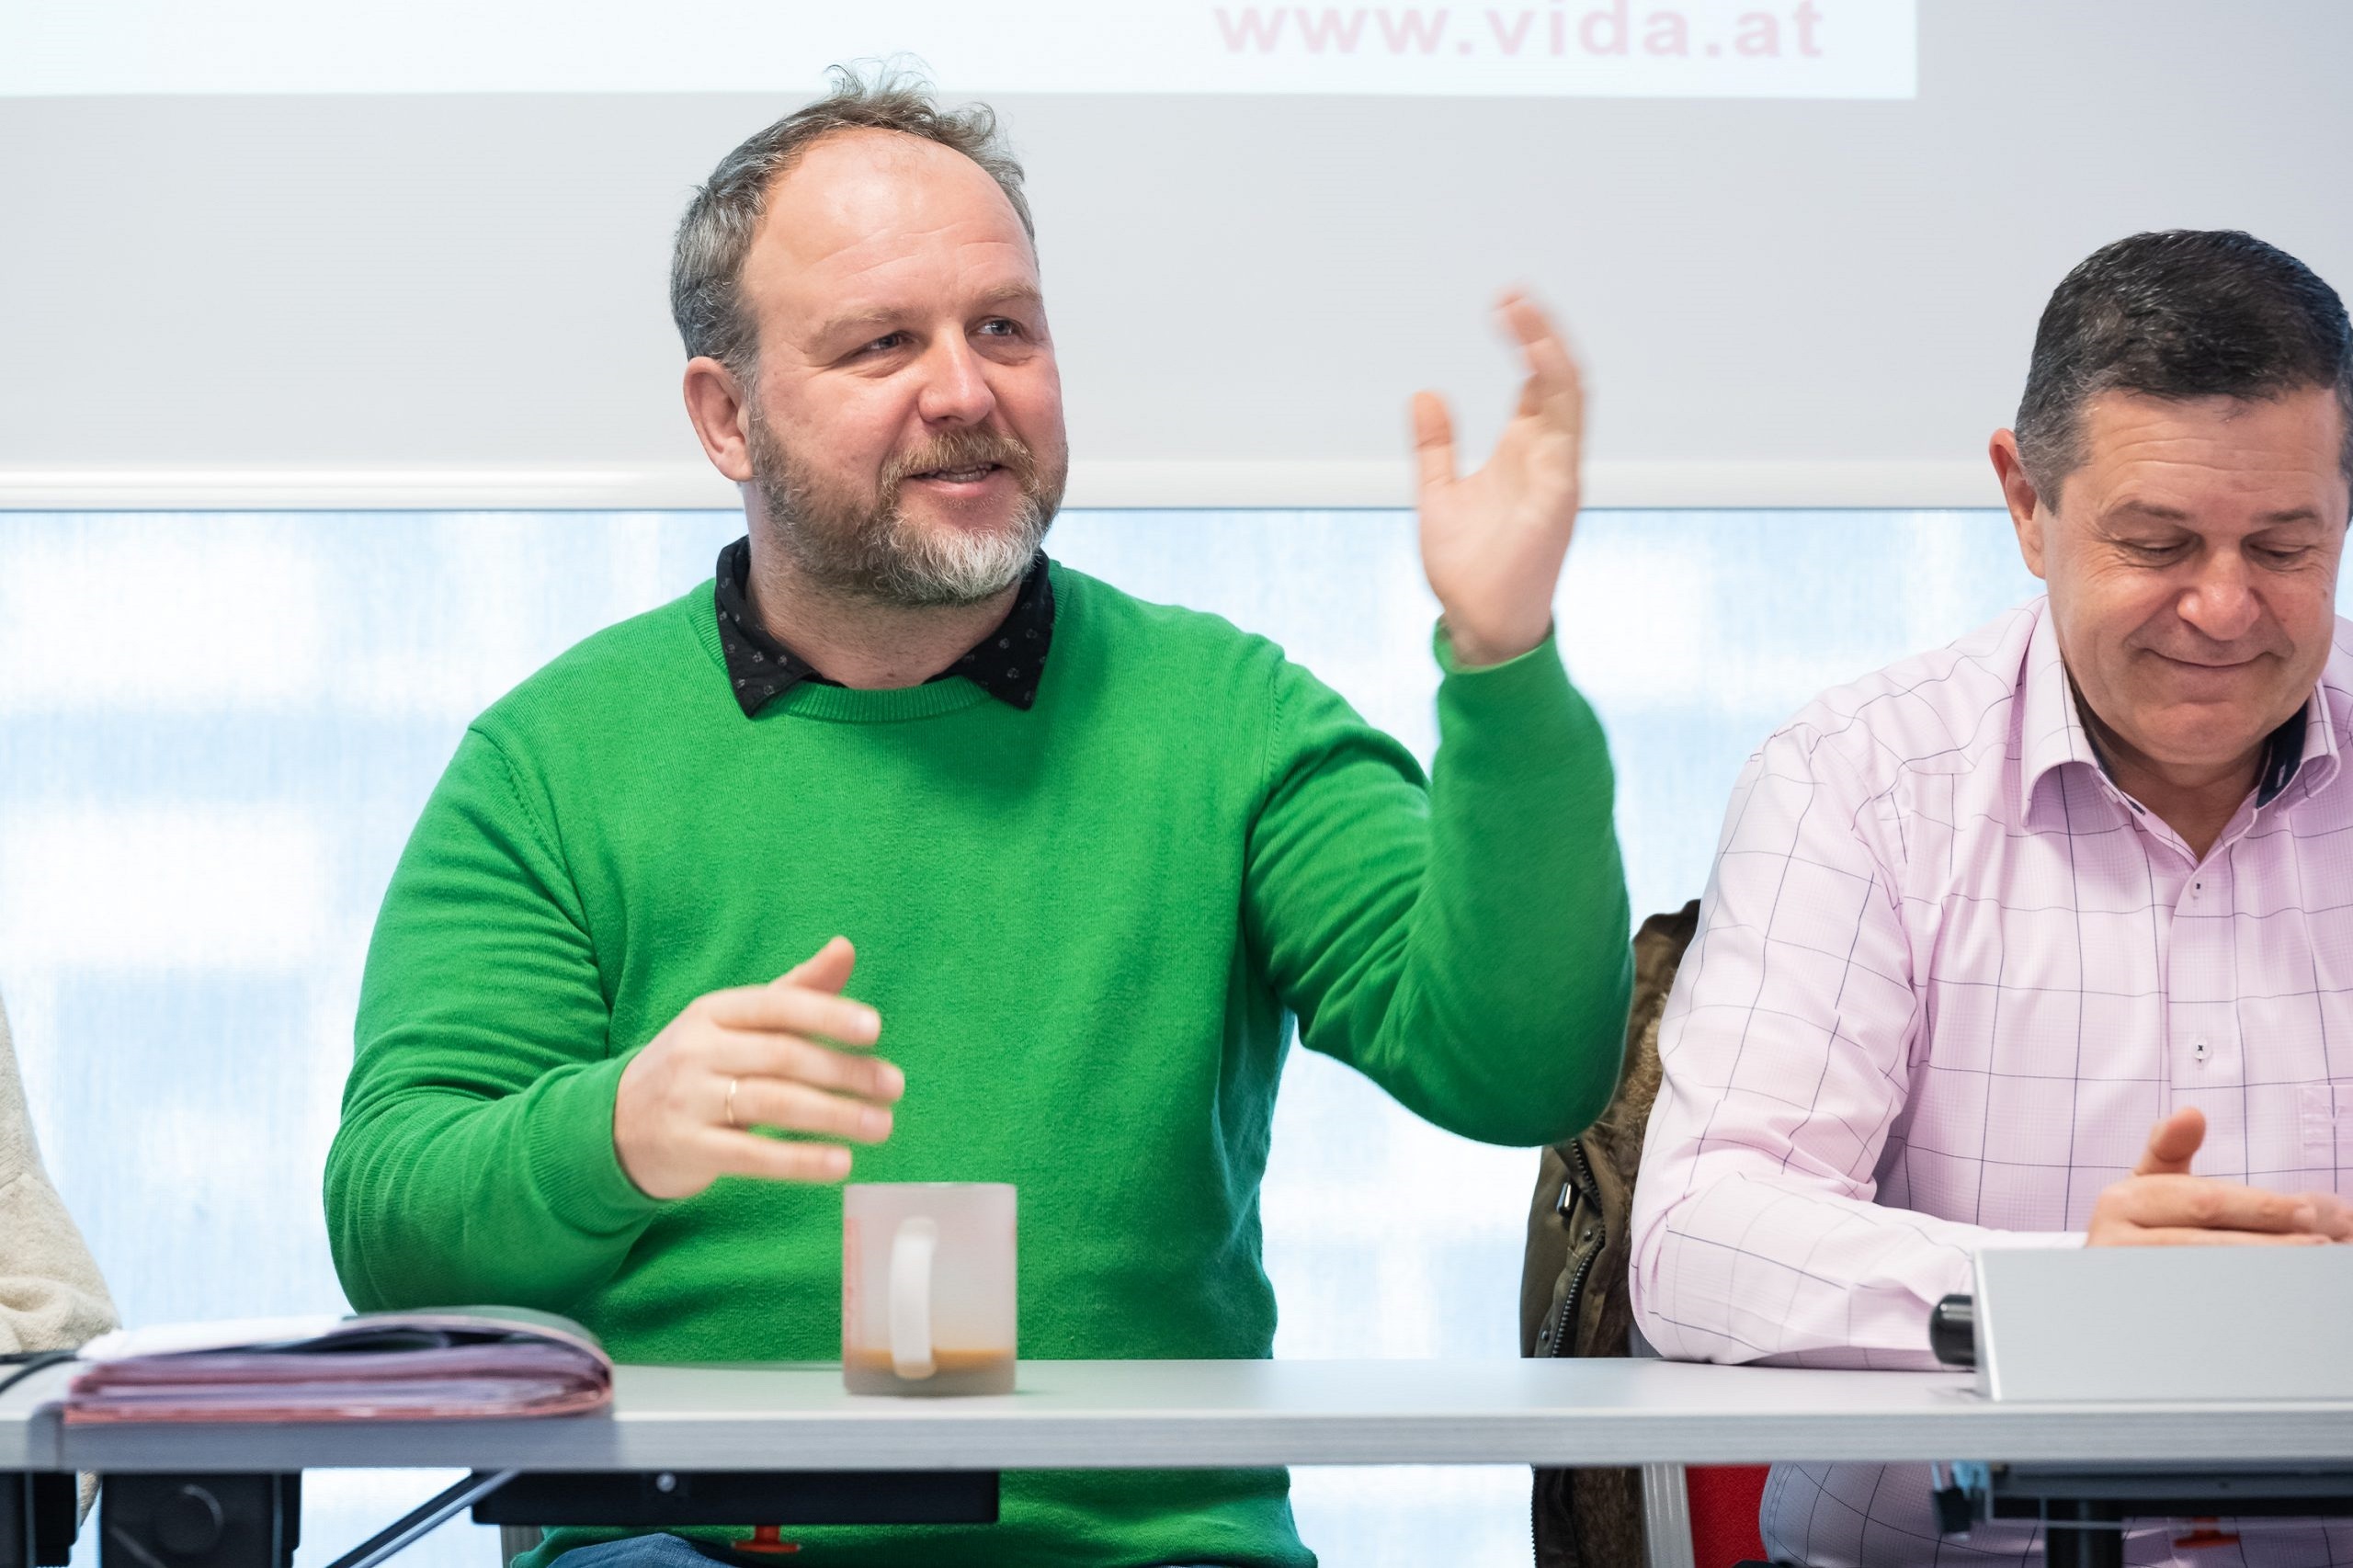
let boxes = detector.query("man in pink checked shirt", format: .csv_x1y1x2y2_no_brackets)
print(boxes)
1631,228,2353,1568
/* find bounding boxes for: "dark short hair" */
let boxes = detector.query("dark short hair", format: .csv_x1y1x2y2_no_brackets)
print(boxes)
670,64,1033,385
2014,230,2353,500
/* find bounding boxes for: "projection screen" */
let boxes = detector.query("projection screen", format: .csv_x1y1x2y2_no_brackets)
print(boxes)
2,0,2347,510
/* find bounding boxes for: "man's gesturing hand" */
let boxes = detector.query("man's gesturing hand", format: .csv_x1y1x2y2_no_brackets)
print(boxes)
612,937,903,1200
1413,291,1586,669
2087,1106,2353,1247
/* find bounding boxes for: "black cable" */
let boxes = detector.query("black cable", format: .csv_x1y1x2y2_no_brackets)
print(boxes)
0,1349,78,1398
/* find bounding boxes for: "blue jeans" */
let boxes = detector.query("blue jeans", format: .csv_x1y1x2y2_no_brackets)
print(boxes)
546,1532,1229,1568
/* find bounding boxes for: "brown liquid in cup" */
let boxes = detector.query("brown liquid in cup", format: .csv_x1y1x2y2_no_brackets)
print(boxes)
842,1346,1016,1397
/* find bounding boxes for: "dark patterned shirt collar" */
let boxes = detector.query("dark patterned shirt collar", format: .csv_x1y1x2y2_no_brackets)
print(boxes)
712,536,1054,718
2256,702,2309,807
2068,672,2309,810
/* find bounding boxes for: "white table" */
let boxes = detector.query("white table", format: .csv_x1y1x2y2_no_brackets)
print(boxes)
17,1358,2353,1473
7,1360,2350,1568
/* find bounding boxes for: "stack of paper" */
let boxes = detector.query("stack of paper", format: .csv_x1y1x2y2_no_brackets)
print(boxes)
64,1307,611,1424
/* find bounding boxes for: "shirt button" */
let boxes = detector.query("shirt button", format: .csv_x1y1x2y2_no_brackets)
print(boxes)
2190,1037,2210,1062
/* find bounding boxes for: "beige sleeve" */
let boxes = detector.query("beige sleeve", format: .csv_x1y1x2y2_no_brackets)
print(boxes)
0,994,117,1355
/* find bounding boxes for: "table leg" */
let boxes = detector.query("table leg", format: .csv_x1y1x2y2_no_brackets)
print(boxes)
0,1473,75,1568
2042,1500,2123,1568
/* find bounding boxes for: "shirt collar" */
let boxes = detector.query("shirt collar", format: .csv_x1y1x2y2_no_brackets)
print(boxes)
2017,596,2337,815
712,537,1055,719
2016,603,2097,810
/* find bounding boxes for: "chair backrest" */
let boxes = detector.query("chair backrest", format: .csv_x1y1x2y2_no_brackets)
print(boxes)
1682,1465,1770,1568
1521,901,1697,1568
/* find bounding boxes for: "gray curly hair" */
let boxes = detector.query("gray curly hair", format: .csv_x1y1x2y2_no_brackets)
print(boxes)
669,64,1035,388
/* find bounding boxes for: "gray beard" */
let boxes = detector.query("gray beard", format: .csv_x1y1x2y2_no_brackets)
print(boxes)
749,415,1063,608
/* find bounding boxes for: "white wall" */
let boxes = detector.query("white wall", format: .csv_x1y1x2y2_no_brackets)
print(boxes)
4,1,2348,510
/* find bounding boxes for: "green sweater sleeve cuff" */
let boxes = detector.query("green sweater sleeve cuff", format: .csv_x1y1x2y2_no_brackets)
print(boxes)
1432,619,1563,679
1431,619,1590,734
526,1055,665,1238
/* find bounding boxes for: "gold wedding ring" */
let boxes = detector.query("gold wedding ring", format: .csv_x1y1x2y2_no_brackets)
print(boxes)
725,1076,742,1130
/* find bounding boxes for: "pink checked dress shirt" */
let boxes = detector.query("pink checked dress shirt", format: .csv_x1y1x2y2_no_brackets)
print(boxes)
1631,595,2353,1568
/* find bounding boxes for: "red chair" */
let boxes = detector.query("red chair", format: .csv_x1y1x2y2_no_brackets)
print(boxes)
1642,1462,1772,1568
1686,1465,1770,1567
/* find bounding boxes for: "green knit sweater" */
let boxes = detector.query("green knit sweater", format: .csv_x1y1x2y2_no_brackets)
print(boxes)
327,562,1631,1568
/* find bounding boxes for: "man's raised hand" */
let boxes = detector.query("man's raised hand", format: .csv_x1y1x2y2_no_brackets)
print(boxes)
612,937,903,1200
2086,1106,2352,1246
1412,290,1586,669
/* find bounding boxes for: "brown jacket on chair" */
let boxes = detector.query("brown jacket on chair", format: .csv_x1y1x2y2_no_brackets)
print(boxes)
1520,901,1699,1568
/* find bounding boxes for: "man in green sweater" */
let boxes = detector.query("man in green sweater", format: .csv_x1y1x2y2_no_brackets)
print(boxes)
327,69,1631,1568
